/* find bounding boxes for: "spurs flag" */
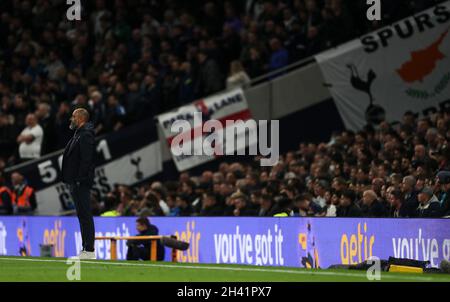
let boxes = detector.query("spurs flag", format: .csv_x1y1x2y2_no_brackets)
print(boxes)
157,88,256,171
316,1,450,131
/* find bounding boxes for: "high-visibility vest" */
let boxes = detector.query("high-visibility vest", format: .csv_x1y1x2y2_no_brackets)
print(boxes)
101,210,120,217
12,186,34,208
274,212,289,217
0,186,13,207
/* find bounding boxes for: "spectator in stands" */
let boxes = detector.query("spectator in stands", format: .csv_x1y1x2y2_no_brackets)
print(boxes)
246,47,266,78
270,193,294,217
195,50,224,97
226,60,251,89
178,62,195,105
0,176,13,215
258,194,275,216
100,192,121,217
231,191,257,216
361,190,387,217
137,191,164,217
11,172,37,214
436,170,450,217
401,175,419,217
54,102,72,149
317,189,337,217
388,189,408,218
2,0,449,219
293,193,314,217
16,113,43,162
103,94,126,132
0,112,18,162
199,192,224,216
337,190,362,217
149,182,171,216
268,38,289,73
126,217,165,261
415,187,442,218
171,194,193,217
35,102,56,155
312,179,328,210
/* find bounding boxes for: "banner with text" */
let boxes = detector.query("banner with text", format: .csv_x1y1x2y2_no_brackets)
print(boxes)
156,88,256,171
0,217,448,268
316,2,450,131
5,119,162,215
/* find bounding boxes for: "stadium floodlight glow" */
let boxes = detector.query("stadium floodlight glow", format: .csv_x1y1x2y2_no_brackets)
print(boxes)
169,112,279,166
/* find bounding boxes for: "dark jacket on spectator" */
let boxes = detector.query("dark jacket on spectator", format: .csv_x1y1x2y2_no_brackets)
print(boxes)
235,206,258,216
196,58,224,97
438,190,450,217
389,203,409,218
172,204,193,217
415,198,442,218
40,114,57,155
404,190,419,217
200,204,224,216
0,186,13,215
337,203,363,217
361,199,387,217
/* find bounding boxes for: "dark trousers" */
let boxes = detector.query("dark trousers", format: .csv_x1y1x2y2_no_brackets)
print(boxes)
70,183,95,252
126,245,150,261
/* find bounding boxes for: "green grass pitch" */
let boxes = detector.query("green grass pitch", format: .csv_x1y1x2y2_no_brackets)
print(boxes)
0,256,449,282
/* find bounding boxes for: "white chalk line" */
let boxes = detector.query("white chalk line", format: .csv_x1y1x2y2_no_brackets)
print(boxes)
0,257,444,281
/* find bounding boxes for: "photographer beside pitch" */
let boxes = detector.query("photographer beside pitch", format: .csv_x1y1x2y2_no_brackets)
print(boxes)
62,108,96,259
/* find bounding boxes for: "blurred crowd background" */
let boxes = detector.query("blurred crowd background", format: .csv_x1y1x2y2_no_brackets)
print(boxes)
0,0,449,218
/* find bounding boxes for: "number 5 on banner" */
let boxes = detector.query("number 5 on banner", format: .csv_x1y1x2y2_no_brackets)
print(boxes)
38,160,58,183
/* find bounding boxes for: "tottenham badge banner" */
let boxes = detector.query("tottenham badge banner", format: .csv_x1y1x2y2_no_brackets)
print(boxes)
316,2,450,131
157,88,256,171
5,118,162,215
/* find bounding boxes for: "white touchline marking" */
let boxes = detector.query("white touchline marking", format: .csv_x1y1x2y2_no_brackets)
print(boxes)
0,257,440,281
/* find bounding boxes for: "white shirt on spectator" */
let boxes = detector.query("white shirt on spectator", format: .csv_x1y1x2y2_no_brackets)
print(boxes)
159,200,170,216
19,124,43,159
226,71,251,89
313,196,327,208
325,205,337,217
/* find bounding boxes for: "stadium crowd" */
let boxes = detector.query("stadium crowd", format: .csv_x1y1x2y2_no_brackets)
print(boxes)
0,0,449,217
0,0,444,166
92,108,450,219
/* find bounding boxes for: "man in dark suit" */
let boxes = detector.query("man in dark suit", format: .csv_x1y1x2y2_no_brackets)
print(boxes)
62,108,96,259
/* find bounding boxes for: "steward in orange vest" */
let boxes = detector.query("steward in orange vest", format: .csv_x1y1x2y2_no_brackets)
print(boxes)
0,183,13,215
12,183,37,213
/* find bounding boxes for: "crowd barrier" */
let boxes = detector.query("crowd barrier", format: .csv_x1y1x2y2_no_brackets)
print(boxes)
0,217,448,268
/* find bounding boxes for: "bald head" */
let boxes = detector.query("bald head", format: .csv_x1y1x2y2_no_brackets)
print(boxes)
70,108,90,130
25,113,38,127
362,190,377,205
74,108,89,121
